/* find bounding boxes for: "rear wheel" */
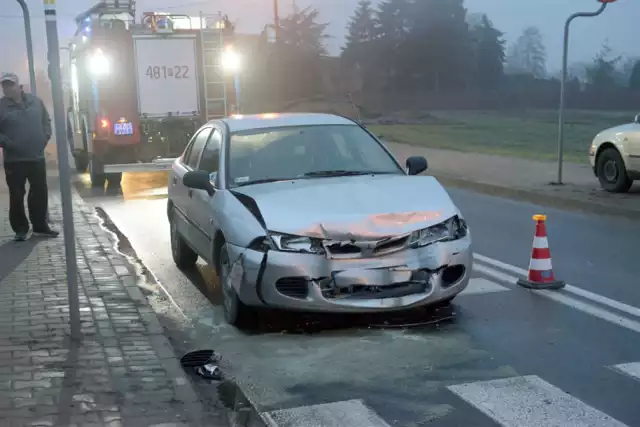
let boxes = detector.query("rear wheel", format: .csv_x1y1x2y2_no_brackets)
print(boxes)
218,243,252,327
596,148,633,193
89,156,106,188
74,151,89,173
106,173,122,187
170,209,198,269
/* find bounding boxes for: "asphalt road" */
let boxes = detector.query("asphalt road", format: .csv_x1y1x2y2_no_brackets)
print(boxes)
75,171,640,427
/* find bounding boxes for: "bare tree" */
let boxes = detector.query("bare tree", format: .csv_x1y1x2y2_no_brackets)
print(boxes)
505,26,547,78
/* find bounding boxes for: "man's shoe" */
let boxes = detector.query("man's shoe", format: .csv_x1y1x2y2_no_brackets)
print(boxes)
33,227,59,238
14,229,32,241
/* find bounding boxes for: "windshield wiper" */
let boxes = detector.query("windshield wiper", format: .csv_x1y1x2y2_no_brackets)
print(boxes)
234,178,292,187
303,170,390,177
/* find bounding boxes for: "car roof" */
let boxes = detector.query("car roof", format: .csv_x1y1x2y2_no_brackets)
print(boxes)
214,113,357,133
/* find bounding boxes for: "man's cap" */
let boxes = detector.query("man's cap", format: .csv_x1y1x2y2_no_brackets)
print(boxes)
0,72,19,85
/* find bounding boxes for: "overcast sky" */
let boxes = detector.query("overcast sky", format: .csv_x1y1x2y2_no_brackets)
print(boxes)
2,0,638,77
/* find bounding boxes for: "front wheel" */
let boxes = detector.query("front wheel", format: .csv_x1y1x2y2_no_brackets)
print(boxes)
170,210,198,270
218,243,252,327
596,148,633,193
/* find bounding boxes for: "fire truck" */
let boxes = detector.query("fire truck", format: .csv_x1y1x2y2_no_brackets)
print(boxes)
66,0,236,187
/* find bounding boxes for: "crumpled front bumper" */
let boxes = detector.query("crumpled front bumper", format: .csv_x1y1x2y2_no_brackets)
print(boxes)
225,235,472,313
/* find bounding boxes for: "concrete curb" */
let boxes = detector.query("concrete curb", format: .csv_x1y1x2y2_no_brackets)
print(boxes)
432,173,640,220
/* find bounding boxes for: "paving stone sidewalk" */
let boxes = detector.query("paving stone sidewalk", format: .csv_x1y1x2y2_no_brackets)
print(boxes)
0,181,226,426
384,141,640,219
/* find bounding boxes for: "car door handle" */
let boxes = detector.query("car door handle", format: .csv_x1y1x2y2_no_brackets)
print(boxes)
188,189,193,198
172,177,177,185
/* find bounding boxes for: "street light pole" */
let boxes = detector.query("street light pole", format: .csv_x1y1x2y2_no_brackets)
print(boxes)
42,0,81,340
555,0,612,185
16,0,37,96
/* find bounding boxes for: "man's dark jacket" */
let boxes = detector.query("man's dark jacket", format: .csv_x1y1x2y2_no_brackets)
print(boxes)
0,93,52,163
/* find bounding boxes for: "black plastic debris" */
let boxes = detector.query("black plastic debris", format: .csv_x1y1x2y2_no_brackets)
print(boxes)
180,349,223,381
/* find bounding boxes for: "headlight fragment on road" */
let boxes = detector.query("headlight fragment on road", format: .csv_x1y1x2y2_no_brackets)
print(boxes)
409,215,468,248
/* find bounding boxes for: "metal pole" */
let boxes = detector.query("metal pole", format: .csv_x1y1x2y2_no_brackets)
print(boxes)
43,0,81,340
556,2,608,185
16,0,37,96
273,0,280,42
234,73,241,114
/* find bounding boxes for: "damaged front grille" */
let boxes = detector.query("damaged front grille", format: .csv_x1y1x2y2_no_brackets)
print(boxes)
320,269,432,300
321,281,430,300
324,234,410,259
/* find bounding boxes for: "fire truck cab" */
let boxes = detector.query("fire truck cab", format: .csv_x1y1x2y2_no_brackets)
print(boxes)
67,0,235,187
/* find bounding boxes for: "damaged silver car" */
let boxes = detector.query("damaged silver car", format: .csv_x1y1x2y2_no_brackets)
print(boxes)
167,113,472,326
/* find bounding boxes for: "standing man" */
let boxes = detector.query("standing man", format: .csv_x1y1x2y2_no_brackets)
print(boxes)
0,72,58,241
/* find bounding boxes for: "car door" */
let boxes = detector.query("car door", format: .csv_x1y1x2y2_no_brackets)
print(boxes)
625,123,640,172
171,126,213,251
188,127,223,259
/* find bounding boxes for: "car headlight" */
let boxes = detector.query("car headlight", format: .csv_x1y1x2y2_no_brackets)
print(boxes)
409,215,468,248
268,232,326,255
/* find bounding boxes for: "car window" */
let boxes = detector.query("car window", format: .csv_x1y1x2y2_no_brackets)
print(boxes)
227,124,403,187
185,128,212,169
198,129,222,182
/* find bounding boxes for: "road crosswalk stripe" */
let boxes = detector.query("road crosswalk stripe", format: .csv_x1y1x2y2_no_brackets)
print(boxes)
611,362,640,383
447,375,629,427
261,399,391,427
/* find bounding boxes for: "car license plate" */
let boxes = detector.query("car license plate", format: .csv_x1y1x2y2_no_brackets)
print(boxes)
114,122,134,136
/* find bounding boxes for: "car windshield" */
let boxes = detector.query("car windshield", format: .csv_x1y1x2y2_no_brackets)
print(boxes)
227,124,404,187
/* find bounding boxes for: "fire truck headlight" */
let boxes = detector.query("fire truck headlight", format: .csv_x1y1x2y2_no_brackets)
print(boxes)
88,49,110,77
221,49,241,73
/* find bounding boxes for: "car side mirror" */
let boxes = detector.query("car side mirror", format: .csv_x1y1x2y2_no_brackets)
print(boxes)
183,170,215,196
406,156,428,175
634,114,640,124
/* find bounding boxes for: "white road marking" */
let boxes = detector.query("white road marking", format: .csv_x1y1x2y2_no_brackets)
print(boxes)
610,362,640,383
447,375,629,427
261,399,390,427
474,253,640,320
459,277,509,296
473,257,640,334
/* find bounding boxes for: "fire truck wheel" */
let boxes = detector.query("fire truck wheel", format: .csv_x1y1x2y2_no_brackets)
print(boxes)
107,173,122,187
89,158,106,188
75,151,89,173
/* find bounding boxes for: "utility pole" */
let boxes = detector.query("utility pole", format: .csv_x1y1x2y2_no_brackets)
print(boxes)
43,0,81,340
273,0,280,42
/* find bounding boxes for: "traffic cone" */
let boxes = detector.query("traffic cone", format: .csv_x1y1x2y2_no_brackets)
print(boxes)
517,214,565,290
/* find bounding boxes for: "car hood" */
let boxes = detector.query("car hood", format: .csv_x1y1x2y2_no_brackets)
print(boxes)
231,175,460,240
594,122,637,142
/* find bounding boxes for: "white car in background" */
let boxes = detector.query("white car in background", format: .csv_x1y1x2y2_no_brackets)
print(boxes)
589,113,640,192
166,113,472,327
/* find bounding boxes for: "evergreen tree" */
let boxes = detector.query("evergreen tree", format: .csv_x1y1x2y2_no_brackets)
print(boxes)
629,60,640,89
470,14,505,88
278,6,329,56
343,0,377,60
407,0,473,91
586,43,621,89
